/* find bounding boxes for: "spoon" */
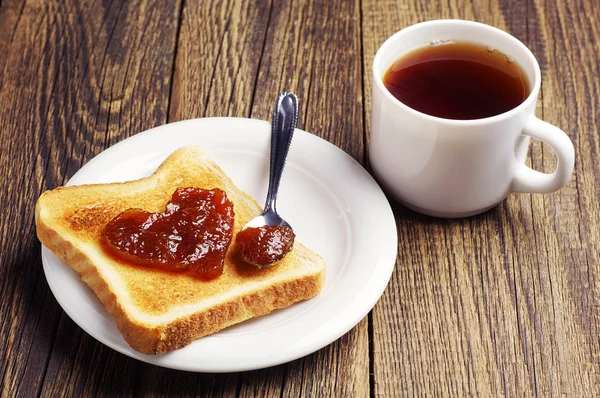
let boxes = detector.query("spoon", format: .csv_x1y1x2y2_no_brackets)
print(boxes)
239,92,298,266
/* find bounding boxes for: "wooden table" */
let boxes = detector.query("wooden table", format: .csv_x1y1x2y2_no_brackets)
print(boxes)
1,0,598,396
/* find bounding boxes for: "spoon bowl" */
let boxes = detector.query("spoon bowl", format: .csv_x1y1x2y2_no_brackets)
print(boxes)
243,210,293,231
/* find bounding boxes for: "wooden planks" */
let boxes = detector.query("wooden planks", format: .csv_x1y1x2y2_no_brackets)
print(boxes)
362,0,600,396
0,0,181,396
168,0,272,121
154,0,370,396
527,0,600,394
241,1,369,395
240,0,369,395
0,0,598,396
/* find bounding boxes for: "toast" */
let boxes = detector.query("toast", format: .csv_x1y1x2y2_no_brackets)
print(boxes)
35,146,326,354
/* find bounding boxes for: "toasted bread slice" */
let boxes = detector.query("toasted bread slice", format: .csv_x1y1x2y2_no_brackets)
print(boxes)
35,146,326,354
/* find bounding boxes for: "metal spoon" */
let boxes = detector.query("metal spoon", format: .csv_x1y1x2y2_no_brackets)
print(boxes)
240,92,298,265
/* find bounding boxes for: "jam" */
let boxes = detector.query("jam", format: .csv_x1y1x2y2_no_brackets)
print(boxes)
104,187,234,280
235,225,295,266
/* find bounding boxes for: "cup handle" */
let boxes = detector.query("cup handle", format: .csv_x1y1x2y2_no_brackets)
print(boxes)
512,116,575,193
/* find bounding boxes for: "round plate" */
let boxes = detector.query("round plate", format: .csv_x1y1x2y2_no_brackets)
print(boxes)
41,117,397,372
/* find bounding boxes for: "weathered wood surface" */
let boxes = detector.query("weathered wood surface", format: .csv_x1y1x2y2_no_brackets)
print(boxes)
0,0,598,396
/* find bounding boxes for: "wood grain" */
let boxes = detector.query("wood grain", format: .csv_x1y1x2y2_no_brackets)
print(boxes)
362,0,600,396
0,0,180,396
0,0,598,396
243,0,368,396
154,0,369,396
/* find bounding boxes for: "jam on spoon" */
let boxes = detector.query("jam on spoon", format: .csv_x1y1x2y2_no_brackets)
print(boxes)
236,92,298,267
236,225,295,266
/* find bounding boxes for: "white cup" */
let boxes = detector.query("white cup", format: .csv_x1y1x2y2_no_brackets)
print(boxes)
370,20,575,218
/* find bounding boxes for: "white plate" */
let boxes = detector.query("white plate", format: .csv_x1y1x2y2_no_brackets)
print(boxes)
41,117,397,372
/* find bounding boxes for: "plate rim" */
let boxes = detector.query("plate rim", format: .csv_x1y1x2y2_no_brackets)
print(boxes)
41,117,398,372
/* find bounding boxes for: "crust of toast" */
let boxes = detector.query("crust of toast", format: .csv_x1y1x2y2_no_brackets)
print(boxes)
36,146,326,354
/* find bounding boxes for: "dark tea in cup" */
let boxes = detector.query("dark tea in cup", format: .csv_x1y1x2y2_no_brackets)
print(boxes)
382,41,530,120
371,20,574,217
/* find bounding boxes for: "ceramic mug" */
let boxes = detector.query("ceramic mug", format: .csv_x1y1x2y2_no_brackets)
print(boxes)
370,20,575,218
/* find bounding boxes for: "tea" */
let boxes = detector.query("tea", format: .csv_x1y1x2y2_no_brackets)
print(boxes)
382,41,530,120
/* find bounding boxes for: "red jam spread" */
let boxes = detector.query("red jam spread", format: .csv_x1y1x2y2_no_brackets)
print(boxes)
235,225,295,266
103,187,234,280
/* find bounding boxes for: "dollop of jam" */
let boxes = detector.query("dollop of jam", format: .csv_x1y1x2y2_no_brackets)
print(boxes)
235,225,295,266
104,187,234,280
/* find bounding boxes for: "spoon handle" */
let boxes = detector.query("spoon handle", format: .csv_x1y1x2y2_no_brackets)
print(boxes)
264,92,298,213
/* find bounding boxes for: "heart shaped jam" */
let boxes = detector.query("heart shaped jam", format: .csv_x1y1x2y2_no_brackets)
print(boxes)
104,187,235,280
